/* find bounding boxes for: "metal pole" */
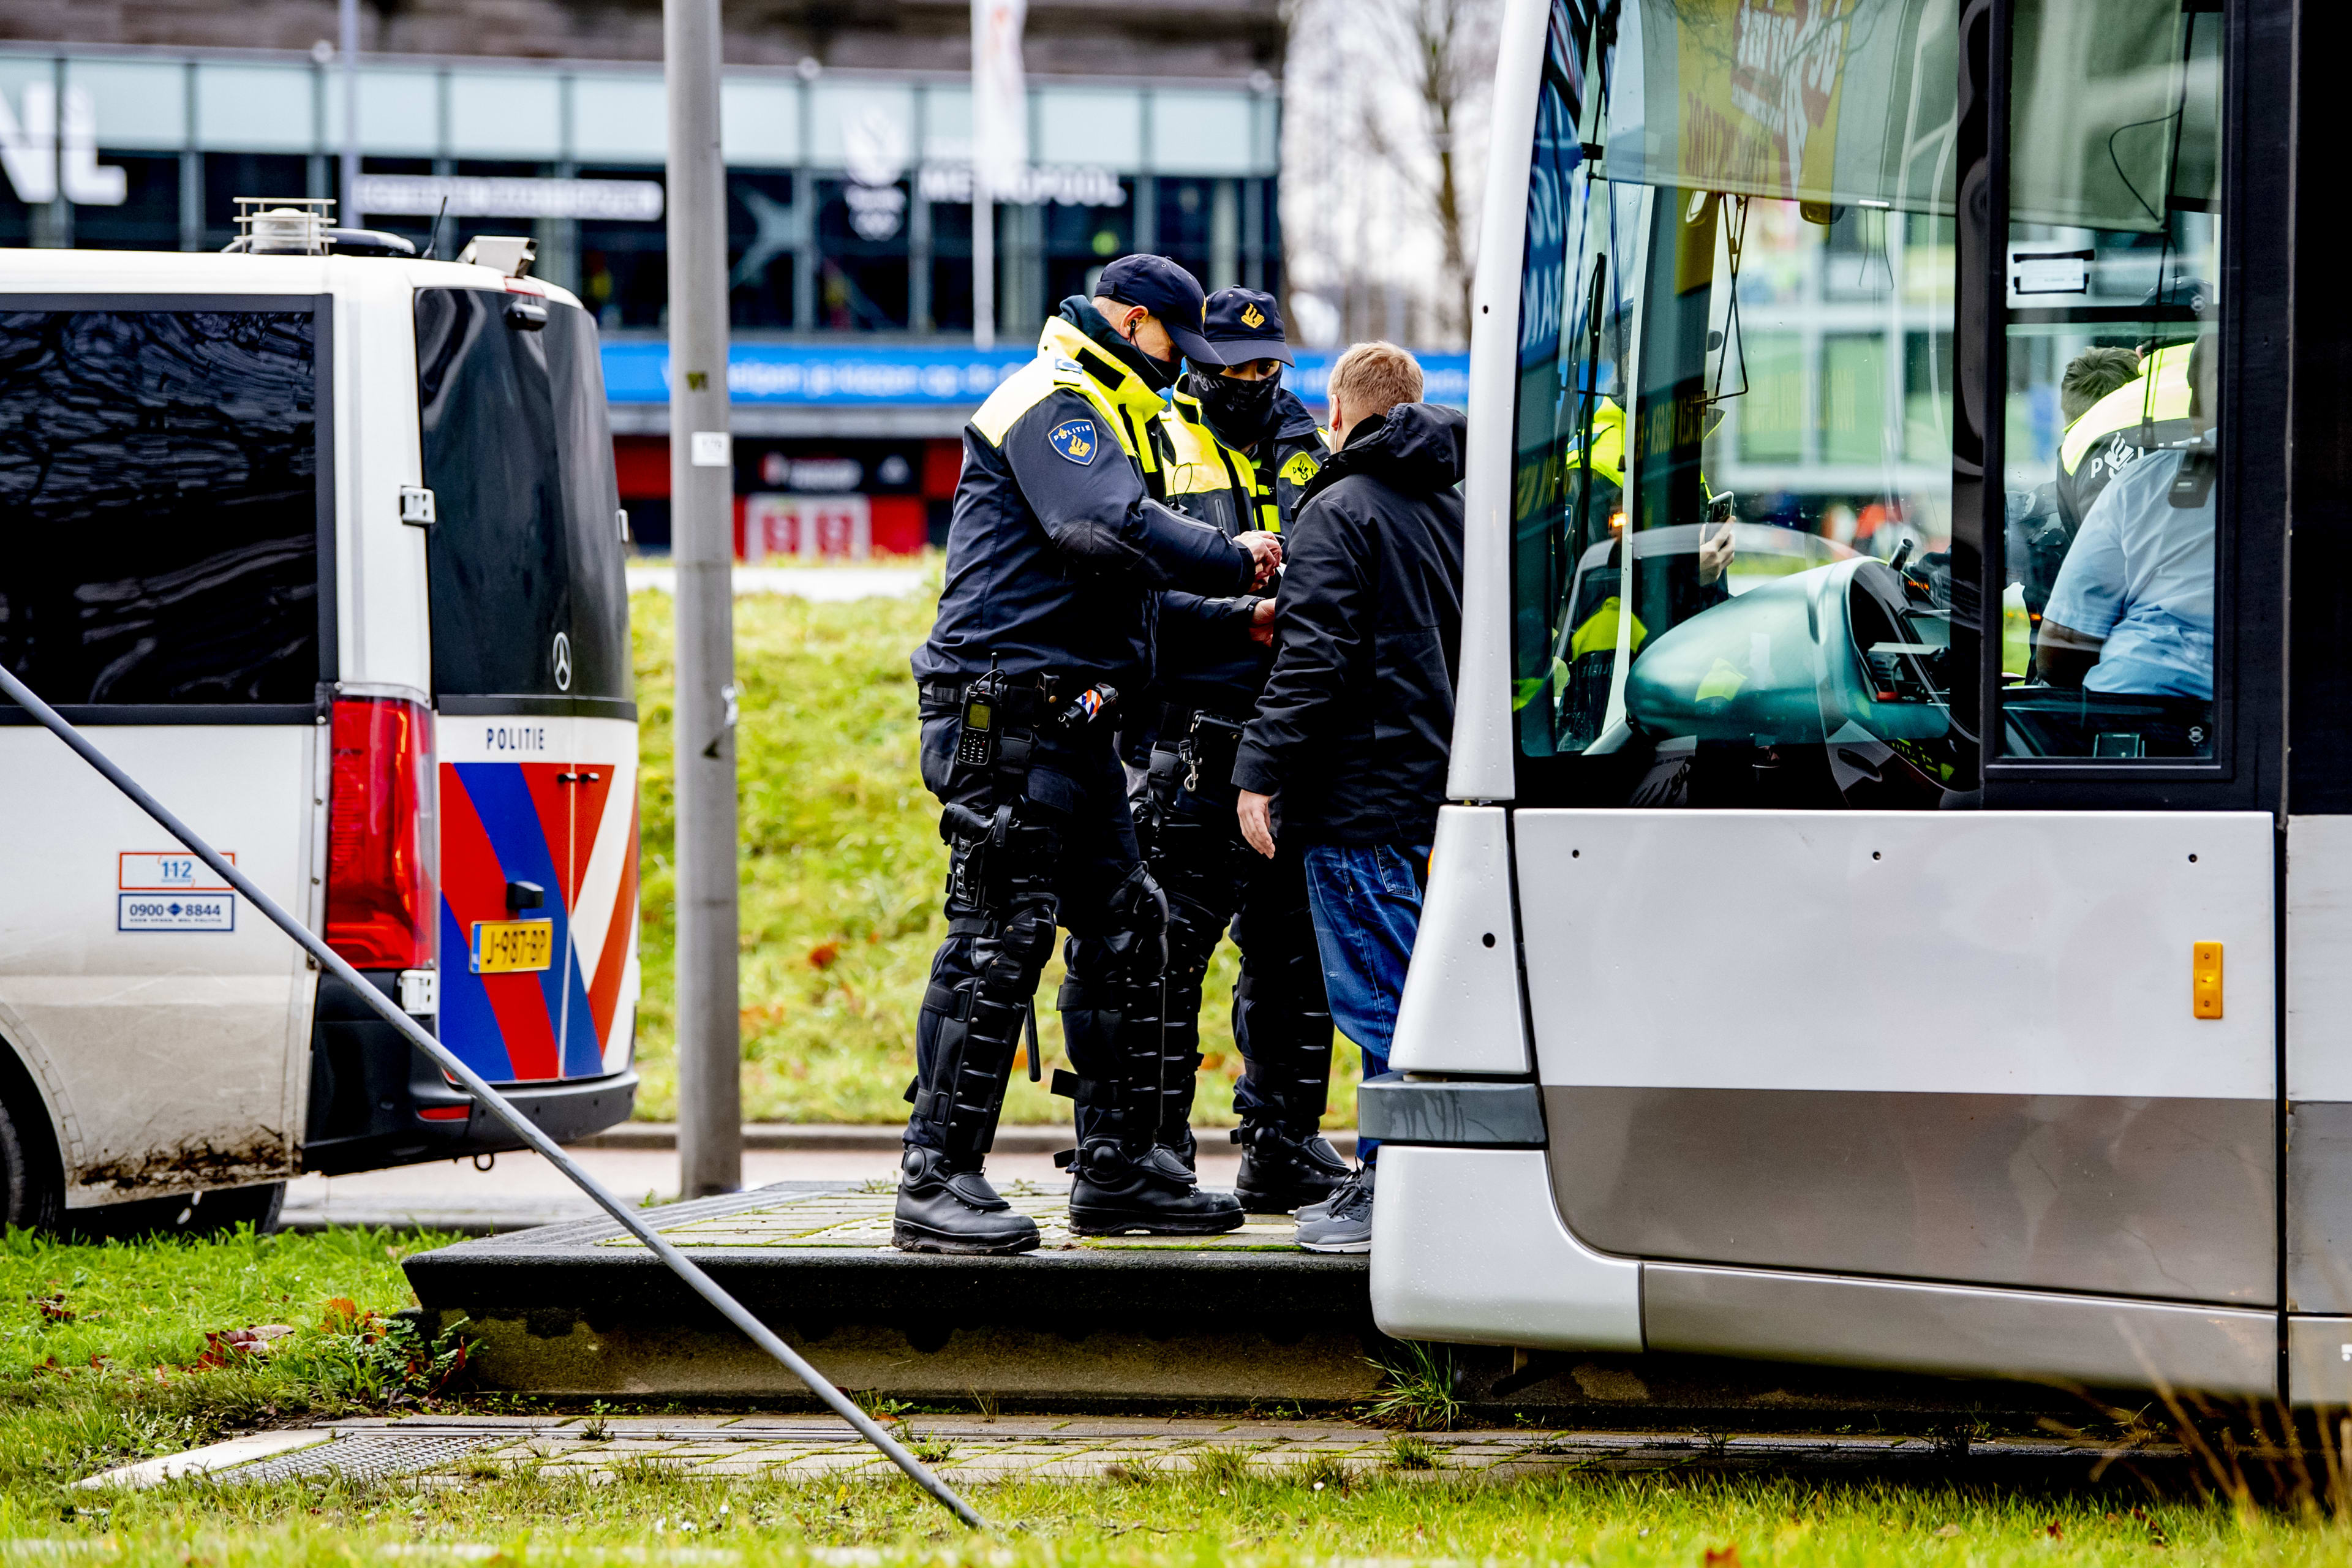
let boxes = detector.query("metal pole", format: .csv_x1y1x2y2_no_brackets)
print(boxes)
969,0,994,350
338,0,360,221
666,0,742,1199
973,173,994,352
0,664,981,1530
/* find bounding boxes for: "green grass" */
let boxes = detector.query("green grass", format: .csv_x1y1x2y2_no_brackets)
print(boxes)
4,1226,2352,1563
9,1444,2352,1566
0,1225,457,1495
627,579,1362,1128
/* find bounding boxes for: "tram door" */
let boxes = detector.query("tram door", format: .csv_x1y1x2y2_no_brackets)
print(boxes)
1497,0,2272,1314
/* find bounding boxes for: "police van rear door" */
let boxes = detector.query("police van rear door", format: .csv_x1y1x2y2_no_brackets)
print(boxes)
415,285,638,1087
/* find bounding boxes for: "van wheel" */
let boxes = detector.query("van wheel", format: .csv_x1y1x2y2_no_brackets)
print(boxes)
67,1183,286,1241
0,1072,62,1231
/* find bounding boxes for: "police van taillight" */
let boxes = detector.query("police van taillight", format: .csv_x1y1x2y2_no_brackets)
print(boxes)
325,697,436,970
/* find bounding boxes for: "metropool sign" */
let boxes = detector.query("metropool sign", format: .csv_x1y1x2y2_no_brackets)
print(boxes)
600,342,1471,409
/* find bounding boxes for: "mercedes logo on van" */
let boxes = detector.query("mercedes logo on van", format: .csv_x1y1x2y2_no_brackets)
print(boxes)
552,631,573,692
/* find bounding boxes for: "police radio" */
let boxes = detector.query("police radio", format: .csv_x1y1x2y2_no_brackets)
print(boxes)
956,658,1009,772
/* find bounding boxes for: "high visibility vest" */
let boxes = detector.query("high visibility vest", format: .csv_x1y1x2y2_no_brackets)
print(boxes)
2056,343,2195,531
1156,389,1326,537
970,314,1173,494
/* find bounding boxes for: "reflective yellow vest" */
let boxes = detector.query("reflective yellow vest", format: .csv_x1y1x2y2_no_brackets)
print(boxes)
1156,387,1327,537
971,314,1174,493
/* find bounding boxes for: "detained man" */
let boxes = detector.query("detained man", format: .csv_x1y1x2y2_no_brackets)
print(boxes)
1229,342,1466,1254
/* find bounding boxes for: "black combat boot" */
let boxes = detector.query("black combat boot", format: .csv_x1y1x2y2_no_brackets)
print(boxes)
1232,1120,1352,1213
892,1145,1040,1254
1065,1139,1244,1236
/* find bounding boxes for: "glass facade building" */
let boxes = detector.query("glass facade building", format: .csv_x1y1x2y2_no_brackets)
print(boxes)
0,47,1283,339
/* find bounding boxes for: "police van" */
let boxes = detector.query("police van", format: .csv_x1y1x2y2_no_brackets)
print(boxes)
0,203,639,1231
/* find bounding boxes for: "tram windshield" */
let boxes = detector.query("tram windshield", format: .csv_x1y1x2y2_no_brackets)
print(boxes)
1509,0,2224,803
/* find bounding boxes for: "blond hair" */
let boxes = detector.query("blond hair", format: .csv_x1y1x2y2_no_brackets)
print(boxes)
1327,341,1423,423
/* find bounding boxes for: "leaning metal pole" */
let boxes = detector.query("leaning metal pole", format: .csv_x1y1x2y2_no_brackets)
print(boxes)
666,0,744,1199
0,663,983,1531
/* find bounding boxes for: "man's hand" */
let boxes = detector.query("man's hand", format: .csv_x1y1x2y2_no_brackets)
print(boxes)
1237,789,1277,858
1235,530,1283,590
1246,597,1278,646
1698,519,1737,584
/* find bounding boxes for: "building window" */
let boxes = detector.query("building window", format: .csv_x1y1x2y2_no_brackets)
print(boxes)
728,170,796,330
815,177,910,331
1043,183,1134,309
578,164,667,329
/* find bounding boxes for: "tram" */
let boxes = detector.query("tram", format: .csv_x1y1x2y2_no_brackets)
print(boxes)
0,208,639,1230
1365,0,2352,1400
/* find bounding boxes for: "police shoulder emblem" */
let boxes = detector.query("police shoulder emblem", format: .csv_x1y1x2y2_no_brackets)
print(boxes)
1048,418,1099,465
1279,450,1322,486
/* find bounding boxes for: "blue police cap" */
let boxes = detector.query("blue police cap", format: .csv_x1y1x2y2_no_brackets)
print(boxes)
1098,254,1223,366
1202,287,1294,366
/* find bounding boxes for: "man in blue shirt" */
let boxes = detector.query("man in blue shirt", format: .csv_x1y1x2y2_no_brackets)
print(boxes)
2037,333,2217,702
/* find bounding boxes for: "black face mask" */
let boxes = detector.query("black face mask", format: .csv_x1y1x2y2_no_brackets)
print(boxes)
1108,322,1182,393
1188,367,1281,447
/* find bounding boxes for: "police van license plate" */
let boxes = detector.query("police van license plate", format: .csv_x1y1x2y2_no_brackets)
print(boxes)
471,919,554,974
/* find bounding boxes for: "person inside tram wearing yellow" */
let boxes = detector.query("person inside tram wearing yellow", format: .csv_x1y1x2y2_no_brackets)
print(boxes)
2036,332,2217,704
2013,347,2147,673
2054,325,2198,535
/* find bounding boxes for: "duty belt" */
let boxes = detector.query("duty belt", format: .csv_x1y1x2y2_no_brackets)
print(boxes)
1149,705,1248,804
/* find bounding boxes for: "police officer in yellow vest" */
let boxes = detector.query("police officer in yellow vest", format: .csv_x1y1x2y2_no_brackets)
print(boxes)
1134,288,1351,1213
2057,341,2195,533
901,256,1283,1253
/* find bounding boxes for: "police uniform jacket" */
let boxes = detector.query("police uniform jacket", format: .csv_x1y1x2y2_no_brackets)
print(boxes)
913,306,1253,694
2057,343,2195,533
1152,384,1327,718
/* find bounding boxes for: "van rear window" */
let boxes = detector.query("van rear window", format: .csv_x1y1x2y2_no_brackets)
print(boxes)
0,307,320,706
415,288,628,708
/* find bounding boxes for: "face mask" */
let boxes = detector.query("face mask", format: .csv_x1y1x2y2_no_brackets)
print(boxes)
1110,317,1182,393
1189,367,1281,446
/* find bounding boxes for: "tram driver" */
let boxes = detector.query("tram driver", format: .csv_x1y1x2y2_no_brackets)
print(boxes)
2034,329,2218,712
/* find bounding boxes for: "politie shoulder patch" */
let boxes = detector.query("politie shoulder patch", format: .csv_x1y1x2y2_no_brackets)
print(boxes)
1279,451,1322,486
1047,418,1099,466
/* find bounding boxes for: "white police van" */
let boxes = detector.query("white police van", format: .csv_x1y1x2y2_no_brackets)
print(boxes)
0,205,639,1231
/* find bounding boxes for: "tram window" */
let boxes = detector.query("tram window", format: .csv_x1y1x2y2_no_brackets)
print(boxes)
1997,0,2223,761
0,309,320,706
1508,0,1966,808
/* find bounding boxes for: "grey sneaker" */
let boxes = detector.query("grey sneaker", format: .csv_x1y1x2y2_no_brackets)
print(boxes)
1294,1163,1375,1253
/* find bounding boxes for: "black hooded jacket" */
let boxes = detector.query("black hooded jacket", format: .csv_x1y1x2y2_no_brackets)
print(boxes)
1232,402,1465,846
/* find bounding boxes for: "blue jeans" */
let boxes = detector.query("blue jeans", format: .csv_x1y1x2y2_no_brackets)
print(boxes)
1302,843,1428,1164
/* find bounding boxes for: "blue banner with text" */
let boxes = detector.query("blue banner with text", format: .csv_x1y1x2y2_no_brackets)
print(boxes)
601,341,1469,409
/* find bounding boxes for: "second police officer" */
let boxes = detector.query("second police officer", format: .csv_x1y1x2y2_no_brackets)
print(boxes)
1134,288,1354,1213
897,256,1283,1254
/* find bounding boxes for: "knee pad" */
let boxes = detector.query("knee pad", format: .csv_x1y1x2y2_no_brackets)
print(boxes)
1102,864,1170,977
978,900,1057,995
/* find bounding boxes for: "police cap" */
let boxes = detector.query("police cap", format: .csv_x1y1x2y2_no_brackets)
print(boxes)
1202,287,1294,366
1098,254,1223,366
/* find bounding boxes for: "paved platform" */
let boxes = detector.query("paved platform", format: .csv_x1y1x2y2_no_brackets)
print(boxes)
79,1412,2183,1492
404,1181,1377,1404
399,1182,2108,1423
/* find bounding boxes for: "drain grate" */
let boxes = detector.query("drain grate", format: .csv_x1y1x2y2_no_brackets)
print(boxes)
212,1433,500,1486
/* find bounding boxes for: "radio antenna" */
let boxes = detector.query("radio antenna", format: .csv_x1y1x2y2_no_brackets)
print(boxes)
420,195,450,260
